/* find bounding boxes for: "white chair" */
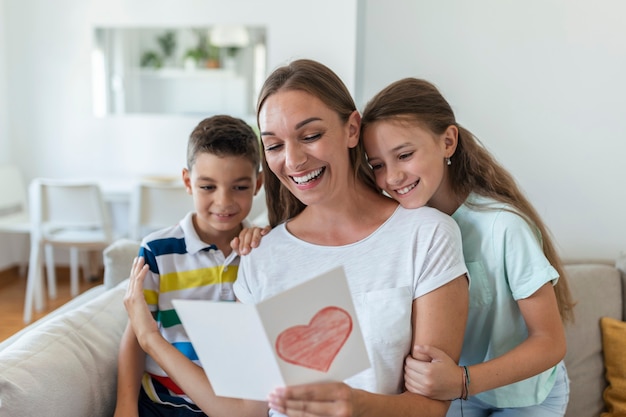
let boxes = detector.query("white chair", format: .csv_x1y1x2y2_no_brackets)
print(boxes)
0,165,31,276
24,179,113,323
129,180,193,241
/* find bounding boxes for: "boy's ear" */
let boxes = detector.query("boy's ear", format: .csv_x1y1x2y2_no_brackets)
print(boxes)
254,172,264,195
182,167,192,194
443,125,459,157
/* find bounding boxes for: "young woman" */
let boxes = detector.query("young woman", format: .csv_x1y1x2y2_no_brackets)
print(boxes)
124,60,469,417
360,77,574,416
234,59,468,417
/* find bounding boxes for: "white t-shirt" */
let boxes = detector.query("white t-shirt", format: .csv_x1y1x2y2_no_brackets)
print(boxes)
234,205,467,403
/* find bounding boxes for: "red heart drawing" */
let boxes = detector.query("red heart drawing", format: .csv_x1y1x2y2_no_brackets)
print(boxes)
275,306,353,372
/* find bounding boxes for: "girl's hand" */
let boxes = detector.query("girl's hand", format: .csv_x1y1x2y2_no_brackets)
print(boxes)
404,345,463,401
231,226,271,255
268,382,355,417
123,257,159,346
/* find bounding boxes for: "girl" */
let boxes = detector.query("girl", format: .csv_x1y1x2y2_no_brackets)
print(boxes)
360,77,574,416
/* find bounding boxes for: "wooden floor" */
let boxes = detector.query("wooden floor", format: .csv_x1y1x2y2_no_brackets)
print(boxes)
0,265,103,342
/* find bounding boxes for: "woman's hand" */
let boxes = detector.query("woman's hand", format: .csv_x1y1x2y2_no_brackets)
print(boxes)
404,345,463,401
268,382,355,417
230,226,271,255
123,257,159,347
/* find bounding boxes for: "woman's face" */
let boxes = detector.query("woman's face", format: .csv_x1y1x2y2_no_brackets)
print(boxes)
362,119,451,210
258,89,359,207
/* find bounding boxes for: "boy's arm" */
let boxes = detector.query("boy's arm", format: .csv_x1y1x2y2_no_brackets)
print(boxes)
113,323,146,417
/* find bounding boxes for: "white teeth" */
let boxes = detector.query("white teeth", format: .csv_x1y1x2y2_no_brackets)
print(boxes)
396,182,417,195
292,168,323,184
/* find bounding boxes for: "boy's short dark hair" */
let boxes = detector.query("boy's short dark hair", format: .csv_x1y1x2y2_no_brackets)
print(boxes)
187,115,260,172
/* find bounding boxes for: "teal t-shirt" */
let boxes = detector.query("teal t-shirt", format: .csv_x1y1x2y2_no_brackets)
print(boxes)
452,193,560,408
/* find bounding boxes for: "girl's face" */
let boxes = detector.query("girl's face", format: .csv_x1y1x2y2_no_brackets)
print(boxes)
258,89,359,207
362,119,454,210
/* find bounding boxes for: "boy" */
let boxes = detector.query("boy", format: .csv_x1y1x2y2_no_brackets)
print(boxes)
114,115,262,416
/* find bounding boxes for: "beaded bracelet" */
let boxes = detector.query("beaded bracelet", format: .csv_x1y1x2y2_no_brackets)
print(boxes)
461,365,470,401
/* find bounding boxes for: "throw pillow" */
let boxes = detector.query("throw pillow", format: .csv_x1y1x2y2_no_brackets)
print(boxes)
601,316,626,417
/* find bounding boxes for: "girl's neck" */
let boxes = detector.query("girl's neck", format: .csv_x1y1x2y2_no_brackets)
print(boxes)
429,180,467,215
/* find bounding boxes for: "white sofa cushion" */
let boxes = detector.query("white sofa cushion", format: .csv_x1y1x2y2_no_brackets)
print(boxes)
0,280,128,417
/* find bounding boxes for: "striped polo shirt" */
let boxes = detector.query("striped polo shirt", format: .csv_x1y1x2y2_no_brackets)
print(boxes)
138,211,246,411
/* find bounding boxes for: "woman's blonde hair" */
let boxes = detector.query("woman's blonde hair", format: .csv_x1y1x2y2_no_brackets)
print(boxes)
256,59,378,227
362,78,574,322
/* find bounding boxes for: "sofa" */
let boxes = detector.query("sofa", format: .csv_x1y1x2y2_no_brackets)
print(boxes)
0,238,624,417
0,238,138,417
563,258,626,417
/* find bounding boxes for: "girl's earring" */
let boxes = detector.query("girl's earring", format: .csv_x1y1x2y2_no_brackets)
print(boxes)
446,157,452,166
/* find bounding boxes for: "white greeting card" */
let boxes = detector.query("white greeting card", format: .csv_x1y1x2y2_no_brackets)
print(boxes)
172,266,370,401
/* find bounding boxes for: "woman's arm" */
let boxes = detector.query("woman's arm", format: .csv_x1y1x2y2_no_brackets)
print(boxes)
124,257,268,417
405,282,565,399
268,275,469,417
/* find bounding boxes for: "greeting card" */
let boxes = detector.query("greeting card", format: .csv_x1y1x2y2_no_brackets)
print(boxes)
172,266,370,400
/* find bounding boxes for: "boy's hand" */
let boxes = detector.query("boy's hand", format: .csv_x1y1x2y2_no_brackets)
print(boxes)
230,226,271,255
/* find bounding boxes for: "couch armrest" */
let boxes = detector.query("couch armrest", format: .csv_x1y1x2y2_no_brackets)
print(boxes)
0,281,128,417
102,238,141,289
564,262,623,417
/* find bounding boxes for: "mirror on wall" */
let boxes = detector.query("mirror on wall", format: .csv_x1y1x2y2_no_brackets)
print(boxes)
92,25,267,118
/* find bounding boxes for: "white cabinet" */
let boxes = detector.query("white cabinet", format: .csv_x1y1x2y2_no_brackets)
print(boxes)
127,68,247,116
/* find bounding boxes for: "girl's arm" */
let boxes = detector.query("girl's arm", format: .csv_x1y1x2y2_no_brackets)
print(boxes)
268,275,469,417
124,257,268,417
405,282,565,399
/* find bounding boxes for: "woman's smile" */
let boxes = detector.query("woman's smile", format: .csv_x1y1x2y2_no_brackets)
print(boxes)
290,167,325,186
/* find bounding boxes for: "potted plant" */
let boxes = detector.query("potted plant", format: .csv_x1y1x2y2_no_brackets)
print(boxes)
205,43,220,68
183,47,206,69
140,50,162,69
156,31,177,67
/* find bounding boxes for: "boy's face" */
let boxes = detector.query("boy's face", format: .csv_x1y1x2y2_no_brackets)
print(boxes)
183,152,261,240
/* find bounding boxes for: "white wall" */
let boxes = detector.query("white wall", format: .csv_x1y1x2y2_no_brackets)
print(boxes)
2,0,625,265
0,0,357,269
4,0,357,182
0,0,9,164
357,0,626,260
